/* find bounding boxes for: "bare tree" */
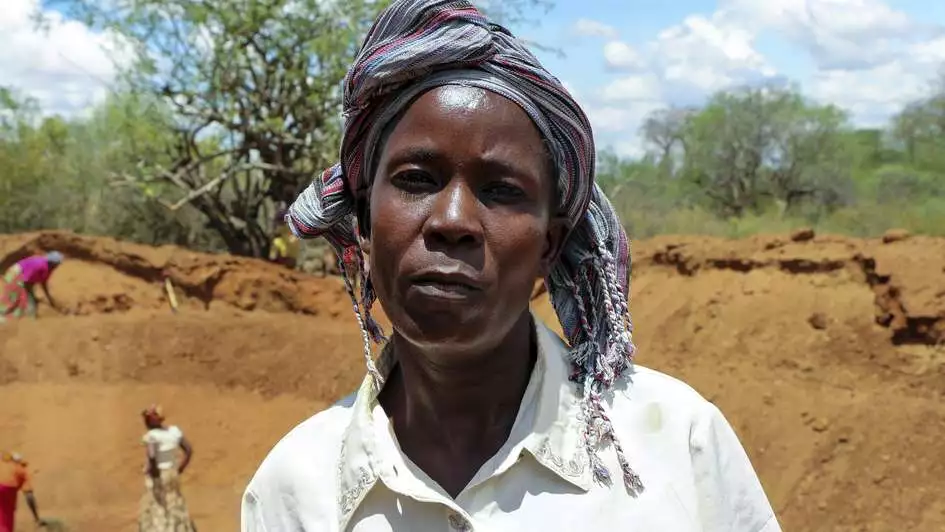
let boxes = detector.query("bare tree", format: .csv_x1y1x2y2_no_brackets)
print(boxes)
641,107,693,171
52,0,386,256
51,0,558,256
890,69,945,170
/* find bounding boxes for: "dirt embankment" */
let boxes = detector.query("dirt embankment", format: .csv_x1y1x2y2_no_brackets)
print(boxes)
1,229,944,531
0,231,353,317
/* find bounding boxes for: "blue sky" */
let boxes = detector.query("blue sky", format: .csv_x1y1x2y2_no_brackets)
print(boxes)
2,0,945,158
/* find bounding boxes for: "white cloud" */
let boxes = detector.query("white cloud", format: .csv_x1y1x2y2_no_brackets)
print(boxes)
573,18,619,39
583,96,664,160
585,104,659,160
611,139,647,159
585,101,662,132
585,106,636,133
579,8,776,157
910,35,945,65
603,41,643,70
807,53,944,126
725,0,915,38
581,0,945,159
600,74,663,103
650,12,773,94
722,0,926,69
0,0,131,115
795,10,945,125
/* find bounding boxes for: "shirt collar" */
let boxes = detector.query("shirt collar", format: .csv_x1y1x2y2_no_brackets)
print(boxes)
336,315,591,530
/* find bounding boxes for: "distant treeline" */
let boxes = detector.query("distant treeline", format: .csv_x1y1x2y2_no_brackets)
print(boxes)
597,80,945,239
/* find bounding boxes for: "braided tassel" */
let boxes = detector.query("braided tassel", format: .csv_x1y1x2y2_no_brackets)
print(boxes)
556,243,643,496
333,244,383,390
590,394,644,495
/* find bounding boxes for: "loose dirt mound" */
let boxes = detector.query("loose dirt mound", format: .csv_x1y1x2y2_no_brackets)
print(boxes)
2,230,944,531
0,231,354,317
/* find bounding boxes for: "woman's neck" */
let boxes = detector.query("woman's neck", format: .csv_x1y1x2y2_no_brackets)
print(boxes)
378,312,538,496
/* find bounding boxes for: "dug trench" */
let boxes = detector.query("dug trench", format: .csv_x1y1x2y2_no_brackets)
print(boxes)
1,230,943,531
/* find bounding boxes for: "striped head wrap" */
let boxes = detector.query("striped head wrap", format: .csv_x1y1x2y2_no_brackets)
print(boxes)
287,0,641,494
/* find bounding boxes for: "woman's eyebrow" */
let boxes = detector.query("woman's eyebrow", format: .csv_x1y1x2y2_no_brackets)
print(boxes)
478,156,541,183
385,147,441,169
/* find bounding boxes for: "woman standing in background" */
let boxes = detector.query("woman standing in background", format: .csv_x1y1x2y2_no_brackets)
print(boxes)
139,405,196,532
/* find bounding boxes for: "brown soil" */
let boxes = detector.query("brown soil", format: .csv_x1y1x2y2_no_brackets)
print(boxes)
2,229,944,531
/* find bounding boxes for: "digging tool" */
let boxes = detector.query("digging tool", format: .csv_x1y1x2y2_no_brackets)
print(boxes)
164,276,180,314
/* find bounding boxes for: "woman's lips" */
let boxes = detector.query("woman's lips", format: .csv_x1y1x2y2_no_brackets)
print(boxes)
411,281,477,300
408,270,484,301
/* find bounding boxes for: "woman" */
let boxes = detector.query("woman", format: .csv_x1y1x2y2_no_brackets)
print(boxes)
0,251,63,322
269,226,301,270
0,451,45,532
139,405,196,532
242,1,780,530
268,208,301,270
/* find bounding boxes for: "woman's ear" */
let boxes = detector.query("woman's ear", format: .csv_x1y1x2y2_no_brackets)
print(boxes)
359,231,371,261
540,216,568,277
355,191,372,265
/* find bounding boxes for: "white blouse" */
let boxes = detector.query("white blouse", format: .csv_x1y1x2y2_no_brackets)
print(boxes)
143,425,183,470
242,320,780,531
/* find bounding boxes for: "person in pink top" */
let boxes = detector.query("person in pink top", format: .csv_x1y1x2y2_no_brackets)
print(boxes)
0,251,63,322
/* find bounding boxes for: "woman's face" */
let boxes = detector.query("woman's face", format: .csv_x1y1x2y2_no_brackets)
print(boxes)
143,415,158,429
365,85,565,356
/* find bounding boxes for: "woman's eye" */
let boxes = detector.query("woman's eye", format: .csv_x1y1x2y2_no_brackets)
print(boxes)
391,171,437,192
483,182,526,202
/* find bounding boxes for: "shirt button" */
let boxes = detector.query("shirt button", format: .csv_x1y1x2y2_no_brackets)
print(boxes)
448,512,471,531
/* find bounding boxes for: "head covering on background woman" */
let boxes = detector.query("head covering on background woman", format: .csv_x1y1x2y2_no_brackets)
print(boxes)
45,251,63,266
141,404,165,427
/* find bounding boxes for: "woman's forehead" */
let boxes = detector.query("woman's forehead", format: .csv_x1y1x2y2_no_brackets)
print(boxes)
380,86,548,168
431,85,493,112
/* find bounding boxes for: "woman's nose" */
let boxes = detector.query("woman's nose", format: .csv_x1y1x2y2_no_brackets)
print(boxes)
423,180,483,247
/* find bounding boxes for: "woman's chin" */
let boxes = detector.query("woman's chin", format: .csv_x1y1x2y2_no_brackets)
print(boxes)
392,305,492,350
385,299,533,359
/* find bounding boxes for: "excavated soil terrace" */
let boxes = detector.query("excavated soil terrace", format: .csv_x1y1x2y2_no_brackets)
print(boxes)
1,230,943,531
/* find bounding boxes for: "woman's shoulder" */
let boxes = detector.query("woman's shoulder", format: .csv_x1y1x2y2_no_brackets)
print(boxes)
617,366,778,530
242,392,357,526
626,365,708,403
245,392,357,486
142,425,183,442
274,392,357,446
612,365,721,428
